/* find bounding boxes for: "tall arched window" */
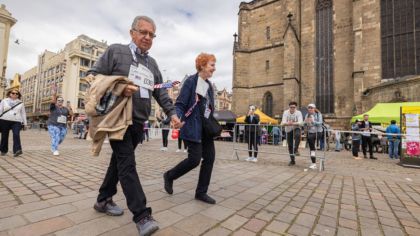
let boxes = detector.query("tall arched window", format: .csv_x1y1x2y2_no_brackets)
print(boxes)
263,92,273,117
316,0,334,113
381,0,420,79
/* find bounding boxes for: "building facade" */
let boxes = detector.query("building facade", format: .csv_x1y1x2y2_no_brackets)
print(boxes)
20,35,107,122
232,0,420,127
0,4,16,99
215,88,233,111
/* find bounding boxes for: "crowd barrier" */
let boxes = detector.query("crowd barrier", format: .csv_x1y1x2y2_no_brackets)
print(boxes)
232,124,327,171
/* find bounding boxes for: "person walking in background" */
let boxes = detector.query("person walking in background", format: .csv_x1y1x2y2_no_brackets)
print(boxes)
360,114,377,159
163,53,217,205
176,136,187,152
303,103,322,169
0,90,27,157
386,120,401,159
157,110,170,151
281,101,303,166
334,130,342,152
144,121,150,142
352,119,362,159
47,88,73,156
271,126,281,145
245,105,260,162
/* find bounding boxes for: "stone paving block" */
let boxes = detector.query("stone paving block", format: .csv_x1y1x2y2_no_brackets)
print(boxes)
64,209,102,224
54,216,119,236
9,216,73,236
295,213,317,228
312,224,335,236
237,208,257,218
148,199,176,213
255,209,276,222
98,223,137,236
318,215,337,228
0,215,27,231
405,226,420,235
265,220,289,233
275,211,296,224
261,230,281,236
200,205,235,221
153,226,190,236
23,204,77,223
382,225,405,236
287,223,311,236
242,218,267,233
202,226,231,236
232,228,256,236
338,217,358,230
337,227,358,236
173,213,218,236
219,197,249,210
221,214,248,231
170,201,208,217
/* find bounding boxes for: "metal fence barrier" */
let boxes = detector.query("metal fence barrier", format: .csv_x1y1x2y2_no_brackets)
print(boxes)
232,124,327,171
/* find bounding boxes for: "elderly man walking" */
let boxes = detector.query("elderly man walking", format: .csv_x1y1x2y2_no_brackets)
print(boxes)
88,15,181,236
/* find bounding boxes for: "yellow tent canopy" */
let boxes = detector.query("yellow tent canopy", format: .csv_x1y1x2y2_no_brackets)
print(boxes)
236,109,279,124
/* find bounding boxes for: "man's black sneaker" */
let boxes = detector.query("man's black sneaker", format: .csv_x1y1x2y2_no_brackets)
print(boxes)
94,198,124,216
163,172,173,194
136,215,159,236
13,150,23,157
195,194,216,204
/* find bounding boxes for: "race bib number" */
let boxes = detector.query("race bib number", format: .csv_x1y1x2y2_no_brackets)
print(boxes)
128,64,154,91
57,115,67,124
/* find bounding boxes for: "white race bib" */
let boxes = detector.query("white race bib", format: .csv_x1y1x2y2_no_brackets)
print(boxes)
57,115,67,124
128,64,154,98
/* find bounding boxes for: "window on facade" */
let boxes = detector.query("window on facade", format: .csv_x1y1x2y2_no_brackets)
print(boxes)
316,0,334,113
381,0,420,79
79,83,88,92
81,46,93,54
78,98,85,109
266,26,271,40
265,60,270,71
263,92,273,117
80,58,90,67
79,70,87,78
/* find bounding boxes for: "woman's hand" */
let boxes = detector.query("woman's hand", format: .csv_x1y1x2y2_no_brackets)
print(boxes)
123,85,139,97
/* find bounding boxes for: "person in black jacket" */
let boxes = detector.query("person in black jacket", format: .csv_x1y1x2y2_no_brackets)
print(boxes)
245,105,260,162
163,53,217,205
157,110,171,151
359,114,377,159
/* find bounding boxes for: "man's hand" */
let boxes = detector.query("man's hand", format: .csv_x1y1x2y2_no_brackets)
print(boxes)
123,85,139,97
171,114,184,129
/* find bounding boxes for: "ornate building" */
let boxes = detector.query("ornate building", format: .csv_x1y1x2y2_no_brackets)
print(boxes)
20,35,107,122
0,4,16,99
232,0,420,127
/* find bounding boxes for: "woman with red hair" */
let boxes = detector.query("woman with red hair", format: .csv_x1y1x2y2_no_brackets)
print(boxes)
163,53,218,204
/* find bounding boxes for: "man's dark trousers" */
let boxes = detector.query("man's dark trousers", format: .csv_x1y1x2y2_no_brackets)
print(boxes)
166,137,215,195
286,128,301,156
361,136,373,157
248,132,258,158
97,123,150,223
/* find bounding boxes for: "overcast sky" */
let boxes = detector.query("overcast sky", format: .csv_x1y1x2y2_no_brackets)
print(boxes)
3,0,244,91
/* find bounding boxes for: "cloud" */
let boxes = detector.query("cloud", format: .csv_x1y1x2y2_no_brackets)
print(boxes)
3,0,243,91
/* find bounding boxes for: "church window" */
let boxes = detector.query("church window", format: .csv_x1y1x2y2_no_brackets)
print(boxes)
266,26,271,40
263,92,273,117
265,60,270,70
381,0,420,79
316,0,334,113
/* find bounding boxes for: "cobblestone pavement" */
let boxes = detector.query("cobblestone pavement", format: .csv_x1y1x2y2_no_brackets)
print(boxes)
0,130,420,236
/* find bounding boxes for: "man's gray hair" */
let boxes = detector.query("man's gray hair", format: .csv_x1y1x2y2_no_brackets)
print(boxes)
131,16,156,31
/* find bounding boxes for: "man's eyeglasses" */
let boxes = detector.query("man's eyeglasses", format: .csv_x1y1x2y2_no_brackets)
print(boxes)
132,28,156,38
57,99,64,102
